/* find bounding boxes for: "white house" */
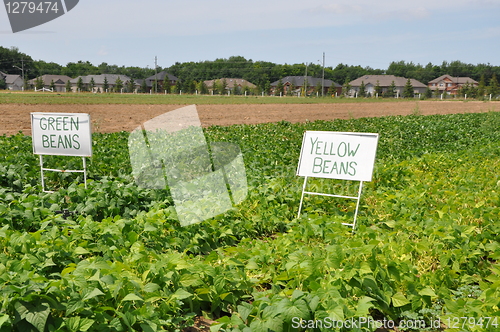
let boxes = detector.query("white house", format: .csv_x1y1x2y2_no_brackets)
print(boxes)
349,75,427,97
0,71,23,90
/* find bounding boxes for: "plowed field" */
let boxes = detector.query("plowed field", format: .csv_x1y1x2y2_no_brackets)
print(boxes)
1,100,498,136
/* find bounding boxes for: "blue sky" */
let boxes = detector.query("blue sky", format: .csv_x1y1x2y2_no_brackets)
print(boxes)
1,0,499,70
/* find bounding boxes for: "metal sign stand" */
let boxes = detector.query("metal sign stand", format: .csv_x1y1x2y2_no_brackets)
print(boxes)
297,176,364,232
39,155,88,193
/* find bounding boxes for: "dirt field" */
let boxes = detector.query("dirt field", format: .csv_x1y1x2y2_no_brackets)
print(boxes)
1,101,499,136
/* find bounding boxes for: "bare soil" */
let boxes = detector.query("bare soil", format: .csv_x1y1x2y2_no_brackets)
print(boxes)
1,101,498,136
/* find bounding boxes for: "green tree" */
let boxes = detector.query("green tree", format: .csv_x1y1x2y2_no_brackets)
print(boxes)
103,77,109,92
374,80,382,97
197,81,209,94
65,80,72,92
263,80,271,96
433,86,441,98
162,77,171,93
49,79,56,91
140,79,148,93
302,78,309,96
342,79,351,97
35,77,44,90
477,74,486,99
23,77,31,91
127,77,136,93
276,78,284,96
0,77,6,90
114,77,124,92
488,74,499,97
183,79,196,94
314,81,322,96
358,81,366,97
384,81,396,98
33,60,63,77
424,86,433,99
63,60,98,77
221,78,228,94
459,82,471,97
173,80,182,94
76,77,84,92
90,77,96,92
403,78,414,98
233,83,241,95
327,84,336,97
212,79,221,94
288,79,296,96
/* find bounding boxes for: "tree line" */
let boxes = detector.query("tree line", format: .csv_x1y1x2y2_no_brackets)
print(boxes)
1,46,500,94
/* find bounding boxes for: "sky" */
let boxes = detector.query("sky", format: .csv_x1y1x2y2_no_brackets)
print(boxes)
1,0,499,70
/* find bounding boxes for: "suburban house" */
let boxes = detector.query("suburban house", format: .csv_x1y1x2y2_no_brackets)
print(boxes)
138,71,179,92
270,76,342,96
29,75,73,92
349,75,427,97
428,74,478,95
70,74,136,92
203,78,256,93
0,71,23,90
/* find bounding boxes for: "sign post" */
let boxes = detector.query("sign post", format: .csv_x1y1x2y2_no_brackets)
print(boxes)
296,131,379,231
31,113,92,192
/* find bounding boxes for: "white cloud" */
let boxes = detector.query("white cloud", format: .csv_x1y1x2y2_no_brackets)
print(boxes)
98,46,108,56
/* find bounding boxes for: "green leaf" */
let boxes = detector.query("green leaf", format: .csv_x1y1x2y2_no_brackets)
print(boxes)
172,289,192,300
355,296,375,316
74,247,90,255
418,287,437,298
143,283,160,293
82,288,105,301
277,298,310,322
140,322,157,332
121,293,143,302
0,315,9,327
65,317,80,332
392,292,410,307
237,302,254,323
14,301,50,332
79,318,95,331
359,261,372,275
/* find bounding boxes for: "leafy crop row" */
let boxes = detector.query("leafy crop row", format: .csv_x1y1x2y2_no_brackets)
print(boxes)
0,111,499,331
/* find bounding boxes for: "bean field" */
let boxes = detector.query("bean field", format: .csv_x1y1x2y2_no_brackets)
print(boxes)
0,111,499,331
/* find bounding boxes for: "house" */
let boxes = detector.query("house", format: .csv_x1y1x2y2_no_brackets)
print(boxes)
349,75,427,97
203,78,256,93
270,76,342,96
70,74,137,92
29,75,73,92
428,75,478,95
0,71,23,90
141,71,179,92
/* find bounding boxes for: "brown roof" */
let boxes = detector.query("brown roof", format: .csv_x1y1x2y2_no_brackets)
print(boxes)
350,75,426,88
271,76,341,88
29,75,73,85
428,74,478,85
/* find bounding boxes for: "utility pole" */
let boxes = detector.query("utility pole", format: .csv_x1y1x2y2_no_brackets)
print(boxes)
322,52,325,97
13,57,25,90
154,56,158,94
304,63,308,97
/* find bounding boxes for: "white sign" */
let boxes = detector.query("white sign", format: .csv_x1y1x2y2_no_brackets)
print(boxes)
31,112,92,157
296,131,379,182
